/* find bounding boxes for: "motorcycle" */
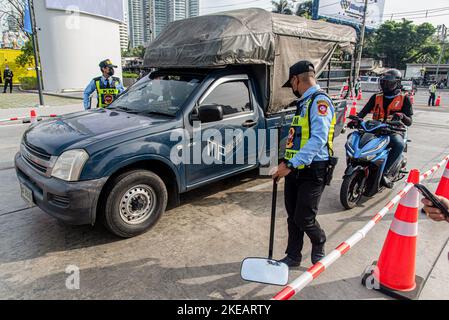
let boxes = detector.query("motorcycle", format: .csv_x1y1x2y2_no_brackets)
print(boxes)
340,115,409,210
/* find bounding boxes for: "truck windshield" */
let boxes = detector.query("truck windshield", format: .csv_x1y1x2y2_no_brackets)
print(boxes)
110,73,204,116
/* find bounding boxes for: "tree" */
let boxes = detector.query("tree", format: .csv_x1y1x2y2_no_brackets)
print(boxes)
0,0,29,39
272,0,293,15
16,40,34,67
363,20,440,69
295,0,312,19
122,46,145,58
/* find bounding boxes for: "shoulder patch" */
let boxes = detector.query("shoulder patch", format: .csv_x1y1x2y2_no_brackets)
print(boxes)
316,100,330,116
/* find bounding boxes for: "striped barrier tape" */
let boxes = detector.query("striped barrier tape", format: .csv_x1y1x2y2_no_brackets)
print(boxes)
0,114,59,124
420,155,449,181
0,116,28,123
272,153,449,300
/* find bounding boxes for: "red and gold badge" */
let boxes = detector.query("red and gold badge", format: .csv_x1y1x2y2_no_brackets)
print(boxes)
104,94,114,104
317,100,329,116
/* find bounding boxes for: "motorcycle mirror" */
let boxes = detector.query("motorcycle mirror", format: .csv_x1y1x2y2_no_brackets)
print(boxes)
240,258,289,286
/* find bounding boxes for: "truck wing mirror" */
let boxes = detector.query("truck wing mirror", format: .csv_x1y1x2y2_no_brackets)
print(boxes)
197,104,224,123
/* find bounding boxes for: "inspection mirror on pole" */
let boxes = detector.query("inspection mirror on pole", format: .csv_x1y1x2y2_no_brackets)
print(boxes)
240,113,289,286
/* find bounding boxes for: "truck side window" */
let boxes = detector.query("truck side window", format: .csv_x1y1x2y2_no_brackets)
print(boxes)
202,81,252,117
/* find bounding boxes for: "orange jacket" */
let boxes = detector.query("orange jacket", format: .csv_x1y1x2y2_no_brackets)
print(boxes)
372,93,404,122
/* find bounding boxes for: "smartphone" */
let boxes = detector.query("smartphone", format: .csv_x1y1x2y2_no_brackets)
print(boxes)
415,184,449,218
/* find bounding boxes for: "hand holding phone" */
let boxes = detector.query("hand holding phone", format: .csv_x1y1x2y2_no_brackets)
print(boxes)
415,184,449,221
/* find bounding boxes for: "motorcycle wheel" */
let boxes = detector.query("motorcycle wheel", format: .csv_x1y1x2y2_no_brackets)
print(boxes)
340,171,365,210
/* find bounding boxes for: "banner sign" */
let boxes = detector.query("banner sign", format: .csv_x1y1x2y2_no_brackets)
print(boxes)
317,0,386,29
45,0,124,23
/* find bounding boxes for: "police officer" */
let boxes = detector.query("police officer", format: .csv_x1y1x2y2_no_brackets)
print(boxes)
350,69,413,188
273,61,337,267
428,82,437,106
3,65,13,94
83,59,125,110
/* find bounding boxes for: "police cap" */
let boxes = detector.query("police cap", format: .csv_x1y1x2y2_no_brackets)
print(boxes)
283,60,315,88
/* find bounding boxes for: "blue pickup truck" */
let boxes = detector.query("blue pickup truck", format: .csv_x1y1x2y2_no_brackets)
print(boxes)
15,9,356,237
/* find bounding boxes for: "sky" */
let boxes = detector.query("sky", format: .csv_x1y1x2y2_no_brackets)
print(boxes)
200,0,449,27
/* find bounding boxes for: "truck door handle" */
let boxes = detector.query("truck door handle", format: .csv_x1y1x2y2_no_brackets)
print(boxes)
242,120,257,128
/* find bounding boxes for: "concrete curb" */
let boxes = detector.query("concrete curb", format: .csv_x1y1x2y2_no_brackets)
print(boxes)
18,88,83,100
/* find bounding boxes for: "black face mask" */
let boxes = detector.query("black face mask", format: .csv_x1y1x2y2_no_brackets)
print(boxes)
293,90,302,99
107,68,115,76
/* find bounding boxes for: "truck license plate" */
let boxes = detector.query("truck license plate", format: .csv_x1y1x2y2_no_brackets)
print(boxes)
20,183,34,207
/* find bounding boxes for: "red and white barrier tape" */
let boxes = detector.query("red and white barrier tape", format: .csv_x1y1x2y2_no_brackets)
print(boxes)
420,155,449,181
0,114,58,123
272,153,449,301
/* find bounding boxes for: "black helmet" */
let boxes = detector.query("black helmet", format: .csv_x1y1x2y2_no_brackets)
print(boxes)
380,69,402,94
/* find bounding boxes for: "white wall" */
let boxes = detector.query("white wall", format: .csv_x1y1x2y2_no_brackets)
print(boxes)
34,1,122,93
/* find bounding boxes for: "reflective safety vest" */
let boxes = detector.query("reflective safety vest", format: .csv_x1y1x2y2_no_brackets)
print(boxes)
284,92,337,169
94,77,120,108
372,93,404,122
429,84,437,94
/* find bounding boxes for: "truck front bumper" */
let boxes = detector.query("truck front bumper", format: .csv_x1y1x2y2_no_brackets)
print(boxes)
15,153,108,225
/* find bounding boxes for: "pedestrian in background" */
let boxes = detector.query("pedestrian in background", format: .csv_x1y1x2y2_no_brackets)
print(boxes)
3,65,13,94
428,82,437,107
355,78,361,98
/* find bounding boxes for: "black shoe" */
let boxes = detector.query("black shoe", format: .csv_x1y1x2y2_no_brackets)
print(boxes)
278,256,301,268
311,243,325,265
381,175,394,189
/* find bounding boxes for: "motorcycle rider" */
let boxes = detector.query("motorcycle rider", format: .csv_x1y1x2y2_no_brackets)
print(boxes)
348,69,413,188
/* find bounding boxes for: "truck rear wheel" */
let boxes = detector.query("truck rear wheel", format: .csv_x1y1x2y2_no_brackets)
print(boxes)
102,170,168,238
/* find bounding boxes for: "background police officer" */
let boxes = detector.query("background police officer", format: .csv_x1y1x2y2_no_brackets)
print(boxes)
273,61,336,267
83,59,125,110
350,69,413,188
3,65,13,94
428,82,437,106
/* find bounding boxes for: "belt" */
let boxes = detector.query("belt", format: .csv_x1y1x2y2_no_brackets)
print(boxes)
297,161,329,170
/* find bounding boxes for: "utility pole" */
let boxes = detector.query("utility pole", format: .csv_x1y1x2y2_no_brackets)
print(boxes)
28,0,45,107
354,0,369,82
435,24,447,82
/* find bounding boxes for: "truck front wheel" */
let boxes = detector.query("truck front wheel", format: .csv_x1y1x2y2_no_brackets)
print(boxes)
102,170,168,238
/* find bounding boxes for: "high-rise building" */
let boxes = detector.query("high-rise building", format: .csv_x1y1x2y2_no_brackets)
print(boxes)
6,10,20,32
120,0,129,50
128,0,145,48
127,0,199,48
187,0,199,17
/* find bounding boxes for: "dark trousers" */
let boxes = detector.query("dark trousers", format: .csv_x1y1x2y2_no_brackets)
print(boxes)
385,133,405,175
3,79,12,93
284,165,327,261
428,93,436,106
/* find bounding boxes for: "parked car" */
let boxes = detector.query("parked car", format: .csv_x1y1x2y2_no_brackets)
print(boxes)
360,76,380,92
15,9,356,237
401,80,417,94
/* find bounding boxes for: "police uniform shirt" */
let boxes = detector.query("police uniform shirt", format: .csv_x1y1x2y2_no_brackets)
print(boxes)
83,76,125,110
288,85,335,169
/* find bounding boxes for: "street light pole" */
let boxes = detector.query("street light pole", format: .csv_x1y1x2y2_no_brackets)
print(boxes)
435,24,447,82
354,0,369,82
28,0,45,106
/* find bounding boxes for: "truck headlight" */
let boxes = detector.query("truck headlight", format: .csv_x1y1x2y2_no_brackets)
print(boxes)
51,150,89,181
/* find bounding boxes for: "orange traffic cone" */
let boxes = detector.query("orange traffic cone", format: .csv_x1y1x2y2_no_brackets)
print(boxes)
436,96,441,107
349,101,358,116
436,160,449,200
362,169,424,300
357,89,363,100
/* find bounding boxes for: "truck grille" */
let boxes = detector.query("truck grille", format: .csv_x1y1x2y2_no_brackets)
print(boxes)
20,143,57,177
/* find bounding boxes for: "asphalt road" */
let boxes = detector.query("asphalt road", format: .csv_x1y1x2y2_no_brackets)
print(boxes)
0,105,448,300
